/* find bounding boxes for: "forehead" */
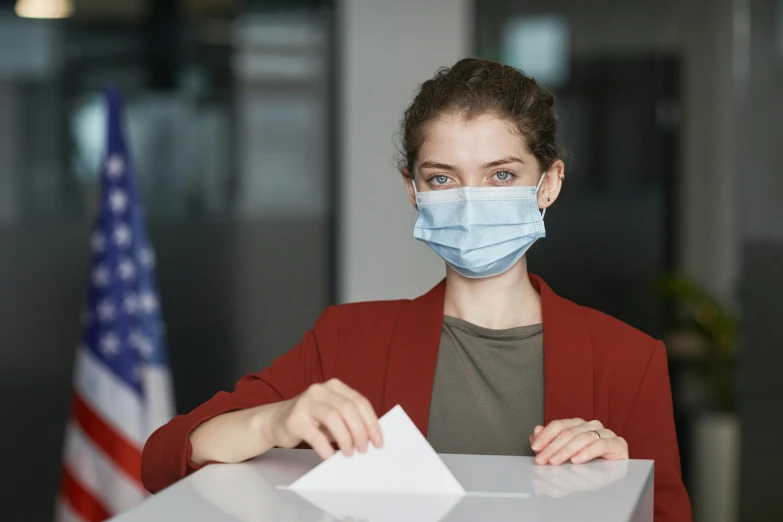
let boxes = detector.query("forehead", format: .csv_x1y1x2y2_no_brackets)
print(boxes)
417,113,531,165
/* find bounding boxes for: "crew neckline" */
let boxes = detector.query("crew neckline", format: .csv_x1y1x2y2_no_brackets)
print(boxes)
443,315,543,340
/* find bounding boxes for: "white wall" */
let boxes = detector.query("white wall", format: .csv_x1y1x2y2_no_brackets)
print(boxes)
337,0,471,304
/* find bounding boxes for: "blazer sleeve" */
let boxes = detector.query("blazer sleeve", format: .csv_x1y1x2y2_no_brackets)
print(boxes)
140,305,339,494
623,341,692,522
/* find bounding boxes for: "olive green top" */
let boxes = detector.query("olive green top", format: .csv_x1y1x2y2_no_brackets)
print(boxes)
426,316,544,456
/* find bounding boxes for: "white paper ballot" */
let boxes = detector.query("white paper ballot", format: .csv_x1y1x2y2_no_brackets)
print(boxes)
289,405,466,495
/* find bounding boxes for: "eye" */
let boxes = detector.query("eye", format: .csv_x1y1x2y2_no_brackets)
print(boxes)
432,175,450,185
491,170,516,183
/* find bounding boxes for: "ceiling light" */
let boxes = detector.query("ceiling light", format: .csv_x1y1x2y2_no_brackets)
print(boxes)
15,0,73,19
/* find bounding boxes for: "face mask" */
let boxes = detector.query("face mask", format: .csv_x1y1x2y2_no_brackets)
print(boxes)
412,175,547,278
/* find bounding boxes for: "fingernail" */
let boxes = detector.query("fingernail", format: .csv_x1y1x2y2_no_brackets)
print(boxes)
534,456,545,465
550,454,563,465
532,442,542,451
571,455,584,464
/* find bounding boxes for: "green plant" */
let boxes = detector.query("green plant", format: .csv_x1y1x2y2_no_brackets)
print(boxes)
659,273,739,411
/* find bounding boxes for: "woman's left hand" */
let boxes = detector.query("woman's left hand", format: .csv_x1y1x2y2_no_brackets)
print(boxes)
529,418,628,465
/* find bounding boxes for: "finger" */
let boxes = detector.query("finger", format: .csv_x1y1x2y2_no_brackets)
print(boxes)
535,421,600,465
334,396,370,453
301,425,335,460
582,430,625,459
529,425,544,447
327,381,383,449
572,437,628,464
319,425,335,442
353,399,383,449
550,430,605,465
351,395,383,449
315,403,355,456
531,419,584,453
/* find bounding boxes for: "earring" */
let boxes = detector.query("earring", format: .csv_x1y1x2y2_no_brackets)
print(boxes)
547,196,551,202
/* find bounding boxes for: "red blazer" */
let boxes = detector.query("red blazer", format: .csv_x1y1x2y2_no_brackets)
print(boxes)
142,275,691,521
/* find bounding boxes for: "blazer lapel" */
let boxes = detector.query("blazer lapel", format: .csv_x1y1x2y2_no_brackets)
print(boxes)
381,274,595,436
381,280,445,436
531,275,594,424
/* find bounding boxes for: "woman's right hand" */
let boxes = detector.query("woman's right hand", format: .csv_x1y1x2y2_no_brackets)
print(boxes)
264,378,384,459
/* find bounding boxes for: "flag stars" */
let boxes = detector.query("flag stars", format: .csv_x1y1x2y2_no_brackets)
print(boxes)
131,330,154,358
92,264,111,287
118,258,136,281
139,247,155,268
139,292,158,313
114,224,132,247
108,189,128,213
96,299,115,322
99,333,120,357
124,293,138,314
106,155,125,179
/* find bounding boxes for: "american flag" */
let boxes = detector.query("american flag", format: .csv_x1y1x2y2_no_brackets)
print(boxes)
56,88,175,522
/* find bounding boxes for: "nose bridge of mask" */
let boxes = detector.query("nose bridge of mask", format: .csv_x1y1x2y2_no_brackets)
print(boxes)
413,174,548,219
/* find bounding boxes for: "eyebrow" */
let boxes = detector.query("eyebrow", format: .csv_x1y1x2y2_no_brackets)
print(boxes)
418,156,524,171
418,160,458,171
480,156,525,169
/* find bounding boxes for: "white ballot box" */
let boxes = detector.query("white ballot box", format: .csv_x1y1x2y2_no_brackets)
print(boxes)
112,448,653,522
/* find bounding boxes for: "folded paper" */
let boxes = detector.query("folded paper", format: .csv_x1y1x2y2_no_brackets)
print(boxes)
289,404,465,496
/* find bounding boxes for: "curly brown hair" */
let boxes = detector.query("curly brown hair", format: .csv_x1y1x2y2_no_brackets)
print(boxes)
399,58,560,176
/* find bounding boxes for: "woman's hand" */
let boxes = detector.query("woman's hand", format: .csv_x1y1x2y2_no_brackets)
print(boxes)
266,378,384,460
529,418,628,465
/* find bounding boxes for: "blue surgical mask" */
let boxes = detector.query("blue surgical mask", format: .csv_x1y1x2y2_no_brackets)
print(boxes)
412,175,547,278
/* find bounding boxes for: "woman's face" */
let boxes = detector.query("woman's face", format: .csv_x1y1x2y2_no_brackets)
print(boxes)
403,112,564,210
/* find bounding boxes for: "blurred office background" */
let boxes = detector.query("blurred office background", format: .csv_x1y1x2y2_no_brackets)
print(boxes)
0,0,780,520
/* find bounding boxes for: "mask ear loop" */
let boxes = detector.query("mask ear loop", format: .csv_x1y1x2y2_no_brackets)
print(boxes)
536,173,547,219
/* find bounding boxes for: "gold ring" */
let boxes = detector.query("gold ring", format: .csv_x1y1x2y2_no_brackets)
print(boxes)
593,430,602,440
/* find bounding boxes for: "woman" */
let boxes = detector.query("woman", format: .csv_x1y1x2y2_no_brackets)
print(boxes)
141,59,691,521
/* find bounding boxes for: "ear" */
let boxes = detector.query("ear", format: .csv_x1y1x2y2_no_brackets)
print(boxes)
401,167,417,209
537,160,565,211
